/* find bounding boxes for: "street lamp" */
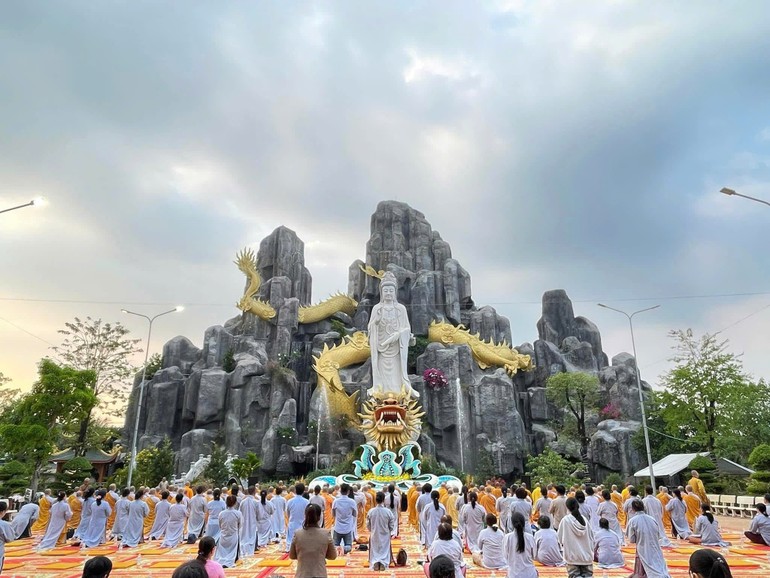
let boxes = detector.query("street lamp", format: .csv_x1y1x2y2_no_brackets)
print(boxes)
597,303,659,492
122,305,183,487
720,187,770,207
0,197,47,215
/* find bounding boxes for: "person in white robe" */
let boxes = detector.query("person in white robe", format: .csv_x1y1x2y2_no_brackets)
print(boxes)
626,500,671,578
745,503,770,545
475,513,506,569
74,489,94,539
533,515,564,566
557,498,595,578
665,490,691,539
496,488,513,533
367,492,396,570
422,491,447,553
416,485,434,547
149,491,171,540
459,493,486,552
534,494,552,524
455,488,469,535
687,505,730,547
309,487,327,528
623,489,643,524
427,523,466,577
584,487,601,534
432,515,463,549
122,488,149,547
187,486,208,540
595,518,625,569
10,502,39,539
37,492,72,550
111,488,131,540
503,512,537,578
642,487,673,547
0,503,14,575
510,488,534,534
204,489,226,541
215,495,242,568
597,489,623,540
256,490,275,548
385,485,401,537
161,494,188,548
285,483,309,553
239,487,259,557
82,491,112,548
270,488,287,542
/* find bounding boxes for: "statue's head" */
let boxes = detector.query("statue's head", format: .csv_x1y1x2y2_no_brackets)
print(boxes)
380,271,398,303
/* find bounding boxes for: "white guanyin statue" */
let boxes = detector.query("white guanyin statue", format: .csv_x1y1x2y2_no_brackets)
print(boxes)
367,271,419,399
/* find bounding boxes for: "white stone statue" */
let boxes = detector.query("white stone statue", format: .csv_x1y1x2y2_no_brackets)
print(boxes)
368,271,419,399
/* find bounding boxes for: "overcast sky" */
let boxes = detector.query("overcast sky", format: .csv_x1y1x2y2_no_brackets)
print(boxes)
1,1,769,400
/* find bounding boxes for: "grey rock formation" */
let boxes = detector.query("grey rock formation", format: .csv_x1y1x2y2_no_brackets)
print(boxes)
589,420,642,481
598,353,652,422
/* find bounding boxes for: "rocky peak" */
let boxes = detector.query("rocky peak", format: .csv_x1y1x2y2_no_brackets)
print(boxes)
257,226,312,305
537,289,607,367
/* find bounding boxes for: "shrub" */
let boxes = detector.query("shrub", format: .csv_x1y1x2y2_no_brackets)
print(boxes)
749,444,770,471
525,448,576,486
603,473,624,489
750,471,770,483
747,480,770,496
408,336,429,372
223,349,236,373
144,353,163,380
688,455,717,486
0,460,31,496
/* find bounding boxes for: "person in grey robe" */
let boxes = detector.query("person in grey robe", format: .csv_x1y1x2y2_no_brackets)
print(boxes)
595,518,624,569
597,489,623,540
270,487,287,542
10,502,39,539
385,485,400,537
510,488,534,534
665,490,691,539
82,491,112,548
215,495,242,568
422,491,447,553
367,492,396,570
204,489,226,541
74,489,94,539
149,491,171,540
688,505,730,547
626,500,672,578
121,488,149,547
309,487,327,528
642,487,673,547
239,487,259,556
161,494,188,548
285,483,310,553
187,486,207,540
37,492,72,550
416,484,434,547
459,493,486,552
0,502,15,575
256,490,275,548
111,488,131,540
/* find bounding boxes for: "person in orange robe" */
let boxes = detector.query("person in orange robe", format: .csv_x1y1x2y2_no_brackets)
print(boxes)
105,484,118,531
657,486,673,535
688,471,709,506
67,491,82,532
479,487,497,514
323,487,335,530
143,489,159,536
491,484,502,498
611,485,626,526
407,482,420,530
184,482,194,499
683,486,702,530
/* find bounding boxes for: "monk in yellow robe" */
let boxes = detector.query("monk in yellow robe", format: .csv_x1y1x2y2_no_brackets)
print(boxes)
683,486,702,530
445,489,459,528
323,488,335,530
143,490,158,535
31,490,53,534
657,487,673,535
68,492,82,532
105,485,118,531
688,471,709,505
479,487,497,514
531,484,542,505
184,483,194,499
491,484,502,498
621,484,631,501
611,486,626,526
407,483,420,530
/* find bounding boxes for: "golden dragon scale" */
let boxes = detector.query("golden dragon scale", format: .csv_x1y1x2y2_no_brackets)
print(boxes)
427,320,533,375
312,332,371,422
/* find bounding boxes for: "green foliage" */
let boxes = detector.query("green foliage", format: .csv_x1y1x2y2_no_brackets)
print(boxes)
277,427,297,443
330,415,351,440
53,457,93,491
0,359,98,492
330,319,347,338
525,448,576,486
222,349,236,373
546,372,601,457
749,471,770,483
688,455,717,486
0,372,21,412
133,437,175,487
202,444,230,486
710,475,747,494
473,449,496,483
305,450,359,481
747,480,770,496
656,330,768,460
603,473,624,489
408,336,429,372
633,395,698,461
418,454,466,479
0,460,32,496
749,444,770,471
144,353,163,380
231,452,262,481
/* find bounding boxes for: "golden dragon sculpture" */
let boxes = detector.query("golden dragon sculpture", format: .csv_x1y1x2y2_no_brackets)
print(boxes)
235,248,358,323
312,331,371,422
427,320,533,376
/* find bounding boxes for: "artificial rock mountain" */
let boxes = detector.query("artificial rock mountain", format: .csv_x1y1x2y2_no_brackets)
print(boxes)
124,201,648,481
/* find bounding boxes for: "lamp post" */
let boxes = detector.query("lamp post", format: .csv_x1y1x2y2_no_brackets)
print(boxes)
0,197,47,215
122,306,183,487
720,187,770,207
597,303,659,492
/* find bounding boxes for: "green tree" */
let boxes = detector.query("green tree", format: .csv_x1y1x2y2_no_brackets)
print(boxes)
53,317,141,453
546,372,601,459
525,448,576,485
203,444,230,486
656,330,765,457
144,353,163,380
133,437,175,487
0,372,21,411
53,457,93,492
0,359,97,492
231,452,262,482
0,460,32,496
473,448,496,483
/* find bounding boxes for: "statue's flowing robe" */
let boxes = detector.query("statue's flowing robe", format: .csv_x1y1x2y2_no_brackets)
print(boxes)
368,302,411,395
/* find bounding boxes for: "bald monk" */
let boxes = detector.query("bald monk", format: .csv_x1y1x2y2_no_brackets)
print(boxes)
105,484,118,531
407,482,420,530
611,485,626,527
657,486,673,535
683,486,702,530
688,471,709,506
323,487,335,530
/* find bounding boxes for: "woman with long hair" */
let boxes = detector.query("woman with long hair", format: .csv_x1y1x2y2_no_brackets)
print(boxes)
162,494,189,548
256,489,275,548
427,523,466,577
665,489,691,539
74,488,95,540
688,504,730,546
386,484,400,537
422,490,447,554
596,489,622,540
556,497,594,578
625,499,670,578
204,489,225,541
475,513,506,569
689,549,733,578
122,488,149,547
460,491,486,552
195,535,225,578
82,490,112,548
214,495,242,569
745,503,770,545
37,491,72,550
149,490,171,540
289,504,336,578
502,512,537,578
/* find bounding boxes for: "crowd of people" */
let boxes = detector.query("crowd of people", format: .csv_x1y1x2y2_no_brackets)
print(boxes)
3,469,761,578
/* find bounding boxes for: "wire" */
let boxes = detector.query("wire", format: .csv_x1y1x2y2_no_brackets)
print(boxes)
0,314,56,347
646,426,699,445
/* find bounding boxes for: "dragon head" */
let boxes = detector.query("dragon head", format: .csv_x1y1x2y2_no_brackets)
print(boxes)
359,390,424,451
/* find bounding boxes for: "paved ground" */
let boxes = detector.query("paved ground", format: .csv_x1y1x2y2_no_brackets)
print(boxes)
3,513,767,577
